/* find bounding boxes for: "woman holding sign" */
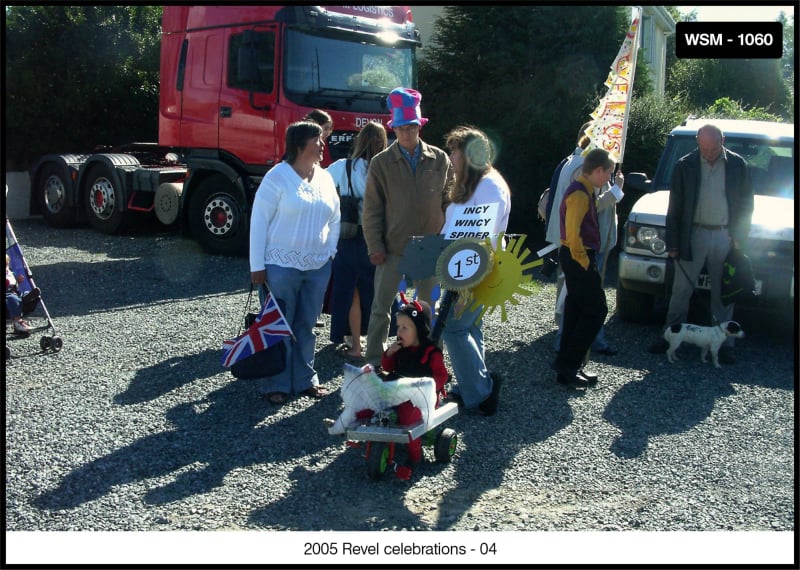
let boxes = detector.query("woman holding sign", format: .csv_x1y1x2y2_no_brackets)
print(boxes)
441,126,511,416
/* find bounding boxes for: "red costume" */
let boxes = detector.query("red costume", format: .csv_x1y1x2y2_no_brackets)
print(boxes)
381,342,448,464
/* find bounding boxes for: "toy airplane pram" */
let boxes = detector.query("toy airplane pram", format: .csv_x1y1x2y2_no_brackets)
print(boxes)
5,218,62,358
325,291,460,481
326,362,459,480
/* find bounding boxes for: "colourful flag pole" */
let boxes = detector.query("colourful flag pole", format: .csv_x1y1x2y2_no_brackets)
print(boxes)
584,6,643,165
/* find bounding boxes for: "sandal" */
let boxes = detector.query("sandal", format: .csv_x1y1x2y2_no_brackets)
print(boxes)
302,385,329,399
265,392,287,405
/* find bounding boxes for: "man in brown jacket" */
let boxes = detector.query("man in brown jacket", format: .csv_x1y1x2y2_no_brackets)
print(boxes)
362,87,454,366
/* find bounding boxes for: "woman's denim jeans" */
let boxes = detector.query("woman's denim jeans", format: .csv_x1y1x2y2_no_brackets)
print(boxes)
441,297,492,409
258,260,332,395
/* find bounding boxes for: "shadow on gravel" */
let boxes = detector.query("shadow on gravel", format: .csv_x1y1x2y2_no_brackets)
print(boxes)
9,219,249,318
421,343,577,530
32,377,343,512
603,372,737,458
603,307,795,459
115,348,221,405
247,459,428,530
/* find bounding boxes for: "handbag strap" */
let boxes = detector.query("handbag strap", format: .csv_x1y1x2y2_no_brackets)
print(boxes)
345,159,354,197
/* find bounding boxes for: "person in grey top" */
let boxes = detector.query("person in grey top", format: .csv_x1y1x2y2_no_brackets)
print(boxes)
649,124,754,363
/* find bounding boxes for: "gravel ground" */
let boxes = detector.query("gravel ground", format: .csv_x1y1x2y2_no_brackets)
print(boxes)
4,217,795,564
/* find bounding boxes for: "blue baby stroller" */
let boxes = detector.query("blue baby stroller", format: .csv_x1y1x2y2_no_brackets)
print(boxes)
5,217,61,358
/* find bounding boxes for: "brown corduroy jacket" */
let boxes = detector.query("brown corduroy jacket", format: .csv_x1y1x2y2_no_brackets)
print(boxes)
362,139,454,257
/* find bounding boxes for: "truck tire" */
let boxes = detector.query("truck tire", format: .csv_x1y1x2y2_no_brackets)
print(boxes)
188,174,248,256
36,163,76,227
85,163,127,234
616,283,654,322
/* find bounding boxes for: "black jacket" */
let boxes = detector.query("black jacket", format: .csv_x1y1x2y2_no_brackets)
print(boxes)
665,147,754,261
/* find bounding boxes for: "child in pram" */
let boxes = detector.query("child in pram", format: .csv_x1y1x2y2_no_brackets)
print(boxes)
381,295,448,471
6,253,40,334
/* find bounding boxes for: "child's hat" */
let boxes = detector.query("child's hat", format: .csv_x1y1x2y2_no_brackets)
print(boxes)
397,292,431,339
386,87,428,129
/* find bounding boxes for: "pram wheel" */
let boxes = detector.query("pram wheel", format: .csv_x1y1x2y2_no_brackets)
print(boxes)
40,336,63,352
366,442,391,481
434,428,458,463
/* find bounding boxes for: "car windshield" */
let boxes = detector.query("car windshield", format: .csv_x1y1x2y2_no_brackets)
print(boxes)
658,135,795,198
283,29,415,112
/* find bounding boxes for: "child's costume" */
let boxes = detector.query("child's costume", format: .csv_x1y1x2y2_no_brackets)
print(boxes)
381,299,448,464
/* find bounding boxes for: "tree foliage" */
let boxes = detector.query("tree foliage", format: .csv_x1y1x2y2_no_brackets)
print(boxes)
419,5,630,239
5,5,162,169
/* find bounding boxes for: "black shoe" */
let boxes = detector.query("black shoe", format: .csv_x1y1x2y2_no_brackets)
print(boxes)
648,337,669,354
718,347,736,365
593,346,617,356
478,372,503,416
557,372,590,388
577,369,599,385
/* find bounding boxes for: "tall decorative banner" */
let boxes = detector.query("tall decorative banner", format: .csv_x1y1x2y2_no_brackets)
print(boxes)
584,7,642,164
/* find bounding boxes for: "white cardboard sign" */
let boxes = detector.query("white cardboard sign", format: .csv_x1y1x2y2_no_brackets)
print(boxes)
442,203,499,241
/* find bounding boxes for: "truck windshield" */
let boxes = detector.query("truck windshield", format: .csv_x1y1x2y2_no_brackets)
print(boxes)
658,136,795,199
283,29,415,112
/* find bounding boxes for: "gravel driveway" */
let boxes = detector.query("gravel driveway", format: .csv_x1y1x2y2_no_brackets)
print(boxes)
4,218,795,565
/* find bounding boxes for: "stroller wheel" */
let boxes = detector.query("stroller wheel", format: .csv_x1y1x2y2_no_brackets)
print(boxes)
434,428,458,463
51,336,63,352
40,336,51,351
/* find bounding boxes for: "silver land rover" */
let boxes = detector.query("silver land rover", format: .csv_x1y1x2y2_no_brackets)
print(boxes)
616,118,794,322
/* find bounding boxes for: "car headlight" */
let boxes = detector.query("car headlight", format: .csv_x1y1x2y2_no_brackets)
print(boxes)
628,224,667,255
636,226,659,245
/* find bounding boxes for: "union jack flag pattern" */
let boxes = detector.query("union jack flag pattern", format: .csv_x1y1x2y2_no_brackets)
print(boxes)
221,292,292,368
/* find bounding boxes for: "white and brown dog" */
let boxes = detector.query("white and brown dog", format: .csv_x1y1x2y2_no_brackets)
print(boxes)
663,321,745,368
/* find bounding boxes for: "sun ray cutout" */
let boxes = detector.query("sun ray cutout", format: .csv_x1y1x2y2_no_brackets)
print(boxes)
466,233,543,323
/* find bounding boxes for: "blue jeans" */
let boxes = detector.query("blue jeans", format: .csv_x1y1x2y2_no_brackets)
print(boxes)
6,292,22,318
441,294,492,409
258,260,332,395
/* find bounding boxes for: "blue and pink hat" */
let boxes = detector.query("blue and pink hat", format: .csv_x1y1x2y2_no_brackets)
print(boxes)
386,87,429,129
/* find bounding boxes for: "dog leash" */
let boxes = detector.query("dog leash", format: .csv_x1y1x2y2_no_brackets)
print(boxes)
671,256,720,326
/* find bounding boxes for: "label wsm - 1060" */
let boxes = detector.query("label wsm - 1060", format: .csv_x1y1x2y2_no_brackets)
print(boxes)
676,22,782,59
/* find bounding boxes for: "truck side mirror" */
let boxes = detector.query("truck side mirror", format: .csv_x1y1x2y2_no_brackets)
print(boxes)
624,172,651,193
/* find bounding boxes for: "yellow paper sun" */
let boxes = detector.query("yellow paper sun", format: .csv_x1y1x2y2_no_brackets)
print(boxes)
466,233,542,322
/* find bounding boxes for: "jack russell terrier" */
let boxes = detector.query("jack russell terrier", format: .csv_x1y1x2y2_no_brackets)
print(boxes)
663,321,745,368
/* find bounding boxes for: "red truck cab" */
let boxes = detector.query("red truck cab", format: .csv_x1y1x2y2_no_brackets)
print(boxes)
31,6,419,255
157,5,419,253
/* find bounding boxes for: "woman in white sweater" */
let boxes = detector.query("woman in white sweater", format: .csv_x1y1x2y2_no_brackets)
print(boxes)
441,126,511,416
249,121,340,405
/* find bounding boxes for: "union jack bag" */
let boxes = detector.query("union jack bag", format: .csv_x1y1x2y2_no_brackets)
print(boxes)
222,284,292,378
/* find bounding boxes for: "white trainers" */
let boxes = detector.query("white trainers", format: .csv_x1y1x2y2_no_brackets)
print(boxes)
13,319,31,333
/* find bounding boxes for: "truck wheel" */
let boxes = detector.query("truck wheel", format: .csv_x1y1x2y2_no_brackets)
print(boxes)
36,163,76,227
188,175,248,256
616,283,654,322
85,163,127,234
366,442,390,481
434,428,458,463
